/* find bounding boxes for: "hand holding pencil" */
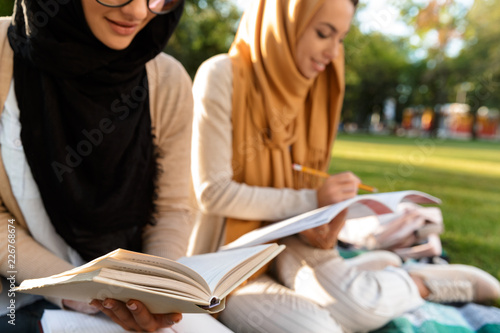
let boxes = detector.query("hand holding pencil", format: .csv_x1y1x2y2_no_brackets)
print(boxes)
292,163,378,193
293,163,375,248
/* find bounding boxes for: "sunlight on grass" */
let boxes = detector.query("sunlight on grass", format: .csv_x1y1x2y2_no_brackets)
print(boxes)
330,134,500,279
333,140,500,178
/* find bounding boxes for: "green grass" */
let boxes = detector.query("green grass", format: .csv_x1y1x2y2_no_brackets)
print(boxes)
329,133,500,285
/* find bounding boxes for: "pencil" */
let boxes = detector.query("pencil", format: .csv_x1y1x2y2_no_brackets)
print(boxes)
292,163,378,193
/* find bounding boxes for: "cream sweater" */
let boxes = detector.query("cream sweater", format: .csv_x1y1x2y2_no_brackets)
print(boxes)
0,18,194,296
190,54,317,254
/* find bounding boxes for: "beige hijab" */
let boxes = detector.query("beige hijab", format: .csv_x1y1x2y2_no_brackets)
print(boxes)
225,0,346,244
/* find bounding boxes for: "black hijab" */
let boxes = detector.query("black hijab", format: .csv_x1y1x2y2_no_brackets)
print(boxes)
7,0,184,261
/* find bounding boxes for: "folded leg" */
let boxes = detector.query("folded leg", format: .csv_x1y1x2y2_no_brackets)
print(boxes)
219,274,343,333
277,236,424,332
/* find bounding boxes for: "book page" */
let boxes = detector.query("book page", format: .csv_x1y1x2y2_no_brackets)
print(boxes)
96,268,210,300
105,250,211,293
51,249,211,294
221,191,440,250
169,313,234,333
213,244,285,299
83,257,206,290
17,277,217,313
40,310,234,333
16,268,208,301
178,244,279,292
366,190,440,211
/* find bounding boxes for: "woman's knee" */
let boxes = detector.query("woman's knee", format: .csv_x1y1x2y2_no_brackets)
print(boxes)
219,275,343,333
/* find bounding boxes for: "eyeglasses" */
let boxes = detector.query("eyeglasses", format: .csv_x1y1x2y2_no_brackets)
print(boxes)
96,0,182,15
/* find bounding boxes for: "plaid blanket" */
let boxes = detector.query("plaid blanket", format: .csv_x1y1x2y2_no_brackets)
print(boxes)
372,302,500,333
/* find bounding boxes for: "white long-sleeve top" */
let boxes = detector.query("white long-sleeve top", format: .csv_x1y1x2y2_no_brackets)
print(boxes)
190,54,318,254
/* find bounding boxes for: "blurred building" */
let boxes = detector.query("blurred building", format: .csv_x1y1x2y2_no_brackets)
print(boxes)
399,103,499,140
475,106,500,140
439,103,473,139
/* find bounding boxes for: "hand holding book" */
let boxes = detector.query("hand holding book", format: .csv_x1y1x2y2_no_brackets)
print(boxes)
15,243,285,314
292,164,381,248
221,190,441,251
298,208,348,249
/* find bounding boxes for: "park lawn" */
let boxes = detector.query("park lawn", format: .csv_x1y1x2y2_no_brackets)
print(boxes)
329,133,500,284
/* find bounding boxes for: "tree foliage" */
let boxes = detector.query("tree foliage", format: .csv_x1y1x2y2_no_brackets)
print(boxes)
165,0,241,78
343,24,412,126
397,0,469,52
0,0,14,17
1,0,498,132
451,0,500,110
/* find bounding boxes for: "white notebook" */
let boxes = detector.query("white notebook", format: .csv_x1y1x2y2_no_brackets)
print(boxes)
40,309,234,333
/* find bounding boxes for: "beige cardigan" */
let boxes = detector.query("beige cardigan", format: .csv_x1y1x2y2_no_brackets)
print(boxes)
189,54,317,255
0,18,194,297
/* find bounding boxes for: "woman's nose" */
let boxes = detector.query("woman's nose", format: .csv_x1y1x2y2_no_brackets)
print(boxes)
121,0,150,19
325,39,341,61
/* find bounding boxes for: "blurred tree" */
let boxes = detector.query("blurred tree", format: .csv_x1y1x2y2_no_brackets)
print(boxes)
165,0,241,78
402,0,466,51
391,0,500,138
0,0,14,17
452,0,500,109
343,23,414,128
395,0,472,106
451,0,500,139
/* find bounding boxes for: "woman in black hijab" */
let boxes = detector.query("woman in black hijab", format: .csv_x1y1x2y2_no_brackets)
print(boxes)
0,0,193,331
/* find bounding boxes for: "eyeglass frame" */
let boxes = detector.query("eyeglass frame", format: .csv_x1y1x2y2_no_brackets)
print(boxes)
95,0,182,15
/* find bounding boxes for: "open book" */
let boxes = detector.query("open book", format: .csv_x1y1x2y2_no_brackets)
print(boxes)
221,190,440,251
15,243,284,314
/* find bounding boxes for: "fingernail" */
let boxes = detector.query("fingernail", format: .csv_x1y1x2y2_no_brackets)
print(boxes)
127,302,137,311
167,317,181,325
103,301,112,309
90,300,103,310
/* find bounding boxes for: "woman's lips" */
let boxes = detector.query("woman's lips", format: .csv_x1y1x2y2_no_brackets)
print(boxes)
107,18,138,35
312,59,326,72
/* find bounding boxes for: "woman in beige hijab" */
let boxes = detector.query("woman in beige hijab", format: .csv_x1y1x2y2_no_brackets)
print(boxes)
191,0,500,331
